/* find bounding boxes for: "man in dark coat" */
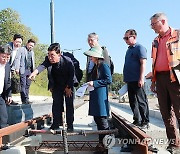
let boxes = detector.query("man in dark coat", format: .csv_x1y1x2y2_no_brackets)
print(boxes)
0,46,12,128
29,43,75,131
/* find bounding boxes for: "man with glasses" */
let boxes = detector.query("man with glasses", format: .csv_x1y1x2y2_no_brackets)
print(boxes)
150,13,180,153
86,32,112,82
123,29,149,129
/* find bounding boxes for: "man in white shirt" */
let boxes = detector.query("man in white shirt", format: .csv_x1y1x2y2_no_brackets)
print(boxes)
8,34,23,69
6,34,23,105
0,46,12,128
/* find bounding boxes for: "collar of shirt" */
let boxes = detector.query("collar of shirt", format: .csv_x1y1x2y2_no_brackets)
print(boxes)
52,57,63,68
0,64,5,94
0,63,5,68
159,28,171,39
128,43,138,49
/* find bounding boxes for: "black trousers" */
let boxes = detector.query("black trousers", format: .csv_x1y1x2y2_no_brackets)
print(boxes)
127,81,149,123
0,95,8,128
20,69,32,102
94,116,109,142
52,87,74,127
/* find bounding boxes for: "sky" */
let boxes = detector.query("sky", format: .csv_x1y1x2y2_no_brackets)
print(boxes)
0,0,180,74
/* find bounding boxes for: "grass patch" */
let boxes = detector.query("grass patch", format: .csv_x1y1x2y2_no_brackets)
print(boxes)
29,82,51,96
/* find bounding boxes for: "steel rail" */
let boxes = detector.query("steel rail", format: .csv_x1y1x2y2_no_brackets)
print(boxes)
112,110,152,154
0,99,86,149
0,103,154,153
0,114,52,147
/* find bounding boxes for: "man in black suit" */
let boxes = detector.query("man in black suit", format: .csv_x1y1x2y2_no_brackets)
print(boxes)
0,46,12,129
29,43,75,131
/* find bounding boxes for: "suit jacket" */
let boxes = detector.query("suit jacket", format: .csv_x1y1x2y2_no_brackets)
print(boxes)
36,55,75,90
14,46,35,74
1,63,12,100
8,42,17,69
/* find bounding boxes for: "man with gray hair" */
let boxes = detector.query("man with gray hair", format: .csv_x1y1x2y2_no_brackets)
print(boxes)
86,32,112,81
150,12,180,153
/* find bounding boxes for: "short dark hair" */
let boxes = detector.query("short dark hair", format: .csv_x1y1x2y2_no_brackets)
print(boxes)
125,29,137,36
48,43,61,54
13,34,23,41
27,39,36,44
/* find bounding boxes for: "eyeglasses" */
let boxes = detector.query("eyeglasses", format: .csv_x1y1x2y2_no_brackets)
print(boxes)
150,20,161,27
123,36,133,40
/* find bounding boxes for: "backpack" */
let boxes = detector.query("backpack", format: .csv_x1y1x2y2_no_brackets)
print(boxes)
109,57,114,75
63,52,83,87
101,46,114,75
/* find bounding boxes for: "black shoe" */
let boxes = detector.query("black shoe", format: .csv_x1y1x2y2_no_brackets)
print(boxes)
49,124,59,130
10,100,18,105
22,100,32,104
59,122,63,126
132,121,141,126
22,101,27,104
166,145,180,154
67,125,74,132
140,122,149,129
26,100,33,104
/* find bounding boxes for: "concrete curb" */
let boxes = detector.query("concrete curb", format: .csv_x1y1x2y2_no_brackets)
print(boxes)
110,101,163,120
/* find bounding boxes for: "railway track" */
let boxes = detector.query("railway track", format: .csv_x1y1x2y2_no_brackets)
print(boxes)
0,99,168,153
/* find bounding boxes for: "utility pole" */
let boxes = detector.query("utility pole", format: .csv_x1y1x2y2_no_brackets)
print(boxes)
50,0,55,43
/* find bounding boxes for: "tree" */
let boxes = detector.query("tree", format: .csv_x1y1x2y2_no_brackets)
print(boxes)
33,44,49,89
0,8,50,95
0,8,38,45
110,73,125,93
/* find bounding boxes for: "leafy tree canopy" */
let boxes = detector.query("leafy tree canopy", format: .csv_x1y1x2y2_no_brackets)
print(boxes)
0,8,38,45
0,8,50,94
